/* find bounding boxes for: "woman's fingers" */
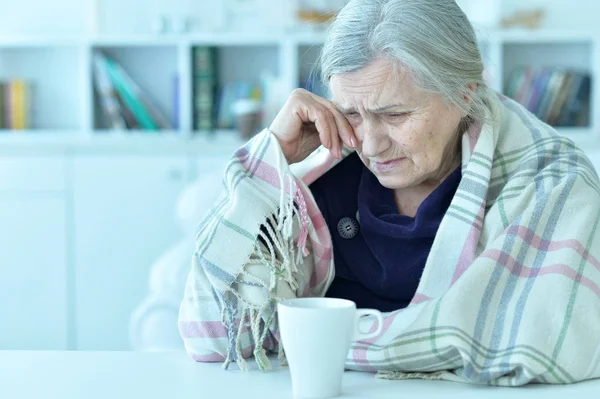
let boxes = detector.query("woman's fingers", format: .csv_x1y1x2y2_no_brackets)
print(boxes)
271,88,356,163
311,107,331,150
306,103,339,158
322,105,344,159
312,95,357,151
308,97,355,159
321,106,342,158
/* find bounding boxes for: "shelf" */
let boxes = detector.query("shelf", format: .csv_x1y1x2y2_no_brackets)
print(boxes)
494,29,596,44
106,33,326,47
0,129,80,136
92,46,178,131
0,129,245,155
0,35,83,47
0,127,597,155
187,34,282,47
0,46,84,130
92,34,288,47
91,129,181,136
1,29,599,49
0,29,598,148
90,36,182,47
291,32,328,46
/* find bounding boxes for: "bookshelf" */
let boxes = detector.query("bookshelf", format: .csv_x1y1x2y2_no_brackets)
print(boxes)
0,29,599,147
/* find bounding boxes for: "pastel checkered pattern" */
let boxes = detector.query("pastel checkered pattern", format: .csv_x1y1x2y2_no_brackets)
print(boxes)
179,92,600,386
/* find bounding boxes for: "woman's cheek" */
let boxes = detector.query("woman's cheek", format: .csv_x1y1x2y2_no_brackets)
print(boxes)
389,124,417,150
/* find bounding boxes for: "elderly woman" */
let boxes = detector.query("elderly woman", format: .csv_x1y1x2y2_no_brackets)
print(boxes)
179,0,600,386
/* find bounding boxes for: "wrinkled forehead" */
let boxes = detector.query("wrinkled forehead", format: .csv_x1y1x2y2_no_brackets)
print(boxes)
329,58,420,111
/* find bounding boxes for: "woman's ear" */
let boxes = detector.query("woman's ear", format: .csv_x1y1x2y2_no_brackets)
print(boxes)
460,83,478,117
463,83,478,104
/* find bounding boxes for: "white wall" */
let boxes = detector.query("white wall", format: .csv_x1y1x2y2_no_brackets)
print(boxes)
0,0,287,36
0,0,179,35
0,0,599,36
0,0,88,35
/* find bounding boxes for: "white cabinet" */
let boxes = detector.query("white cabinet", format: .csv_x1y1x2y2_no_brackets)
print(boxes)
0,157,66,191
0,157,68,350
72,155,190,350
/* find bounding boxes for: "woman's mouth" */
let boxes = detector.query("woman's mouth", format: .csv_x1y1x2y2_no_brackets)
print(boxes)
372,157,406,173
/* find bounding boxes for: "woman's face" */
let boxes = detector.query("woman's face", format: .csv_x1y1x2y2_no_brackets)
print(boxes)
330,57,464,190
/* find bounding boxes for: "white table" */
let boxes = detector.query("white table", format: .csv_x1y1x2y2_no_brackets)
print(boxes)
1,351,599,398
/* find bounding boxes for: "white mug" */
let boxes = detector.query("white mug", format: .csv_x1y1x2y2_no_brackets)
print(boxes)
277,298,384,399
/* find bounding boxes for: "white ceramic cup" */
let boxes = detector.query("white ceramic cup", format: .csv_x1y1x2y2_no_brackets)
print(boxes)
277,298,384,399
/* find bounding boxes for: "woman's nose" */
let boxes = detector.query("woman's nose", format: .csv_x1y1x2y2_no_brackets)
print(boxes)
359,125,390,158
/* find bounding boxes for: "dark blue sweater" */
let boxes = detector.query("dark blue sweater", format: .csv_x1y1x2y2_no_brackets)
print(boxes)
309,153,461,312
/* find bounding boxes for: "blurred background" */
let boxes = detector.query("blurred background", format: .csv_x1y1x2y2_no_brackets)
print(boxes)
1,0,599,353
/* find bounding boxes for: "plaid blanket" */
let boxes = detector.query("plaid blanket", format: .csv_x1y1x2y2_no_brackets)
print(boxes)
179,92,600,386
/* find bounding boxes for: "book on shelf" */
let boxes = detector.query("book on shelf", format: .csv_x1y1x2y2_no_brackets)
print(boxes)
193,47,218,131
504,67,591,127
191,47,272,133
192,47,265,133
0,80,32,131
93,51,172,132
92,53,127,130
115,90,140,130
0,82,4,129
172,74,180,130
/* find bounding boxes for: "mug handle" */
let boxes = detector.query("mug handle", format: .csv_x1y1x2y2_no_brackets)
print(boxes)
354,309,384,341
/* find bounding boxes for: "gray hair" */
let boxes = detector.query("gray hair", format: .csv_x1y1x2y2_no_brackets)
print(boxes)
319,0,492,124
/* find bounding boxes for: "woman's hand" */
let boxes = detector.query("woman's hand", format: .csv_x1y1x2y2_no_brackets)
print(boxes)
269,89,357,164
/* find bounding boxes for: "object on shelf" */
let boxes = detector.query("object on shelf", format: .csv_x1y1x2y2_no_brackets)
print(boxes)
296,9,336,25
171,16,190,34
504,67,591,127
193,47,219,131
93,53,127,130
93,51,172,132
151,15,169,34
215,81,263,130
232,98,262,139
500,8,546,30
296,0,347,26
0,80,32,131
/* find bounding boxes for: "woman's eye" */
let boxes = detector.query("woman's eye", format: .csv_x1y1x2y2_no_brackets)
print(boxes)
388,113,407,119
345,113,361,122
